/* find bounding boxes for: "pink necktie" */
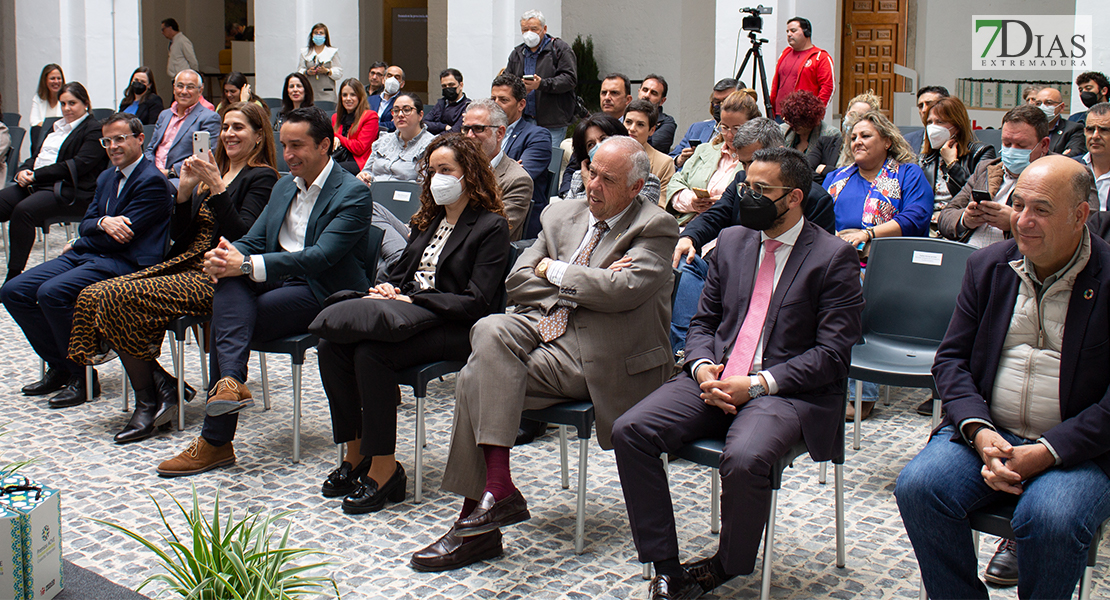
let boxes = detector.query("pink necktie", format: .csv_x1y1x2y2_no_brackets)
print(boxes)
537,221,609,342
722,239,782,379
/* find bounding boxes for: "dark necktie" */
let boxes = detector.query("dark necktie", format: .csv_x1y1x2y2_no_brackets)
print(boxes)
105,170,124,216
538,220,609,342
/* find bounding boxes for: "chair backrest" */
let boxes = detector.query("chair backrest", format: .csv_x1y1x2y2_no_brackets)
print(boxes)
5,127,25,186
546,151,562,198
274,149,289,172
32,117,61,155
899,125,924,137
371,180,423,224
315,100,336,115
861,237,976,345
974,128,1002,154
364,224,386,280
142,123,156,145
262,97,283,110
497,239,533,312
91,108,115,122
1,113,20,128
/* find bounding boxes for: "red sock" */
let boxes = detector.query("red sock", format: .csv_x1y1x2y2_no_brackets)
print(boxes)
480,444,517,501
459,497,478,519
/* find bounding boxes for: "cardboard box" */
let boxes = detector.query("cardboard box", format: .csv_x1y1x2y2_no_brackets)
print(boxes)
0,504,28,600
0,478,62,600
999,83,1019,109
981,82,999,108
971,80,984,108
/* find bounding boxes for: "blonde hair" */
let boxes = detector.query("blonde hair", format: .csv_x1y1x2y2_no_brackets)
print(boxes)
837,109,916,167
713,91,762,144
845,90,883,113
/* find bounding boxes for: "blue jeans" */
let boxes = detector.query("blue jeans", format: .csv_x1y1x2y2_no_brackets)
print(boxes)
895,425,1110,599
545,126,567,149
669,256,708,353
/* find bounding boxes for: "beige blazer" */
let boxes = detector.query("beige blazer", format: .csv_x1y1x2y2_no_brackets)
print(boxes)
507,195,679,448
493,154,534,241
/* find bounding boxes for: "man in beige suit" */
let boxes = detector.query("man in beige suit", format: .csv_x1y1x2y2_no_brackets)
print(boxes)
410,136,678,572
462,99,534,240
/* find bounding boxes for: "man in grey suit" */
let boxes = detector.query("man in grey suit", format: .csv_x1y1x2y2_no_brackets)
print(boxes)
462,98,533,240
614,148,864,599
409,136,678,572
156,107,371,476
144,70,220,187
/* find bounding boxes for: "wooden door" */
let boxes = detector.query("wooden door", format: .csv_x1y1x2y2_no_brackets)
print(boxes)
840,0,908,118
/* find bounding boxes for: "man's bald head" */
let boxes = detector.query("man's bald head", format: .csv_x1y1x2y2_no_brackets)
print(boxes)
1011,156,1092,279
585,136,648,220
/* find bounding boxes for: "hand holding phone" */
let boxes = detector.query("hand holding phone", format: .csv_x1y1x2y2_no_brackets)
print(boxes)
193,131,210,158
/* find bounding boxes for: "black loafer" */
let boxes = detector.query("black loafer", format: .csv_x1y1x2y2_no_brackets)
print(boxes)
22,367,69,396
514,418,548,446
649,572,703,600
47,371,100,408
410,526,502,572
454,489,530,537
341,463,407,514
984,538,1018,586
683,557,731,594
322,456,373,498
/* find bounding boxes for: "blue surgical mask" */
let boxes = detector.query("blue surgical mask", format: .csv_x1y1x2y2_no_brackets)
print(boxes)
312,34,326,46
588,144,599,162
1001,146,1034,175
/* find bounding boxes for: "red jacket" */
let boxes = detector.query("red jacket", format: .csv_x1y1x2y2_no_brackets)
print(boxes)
332,110,380,169
769,45,835,116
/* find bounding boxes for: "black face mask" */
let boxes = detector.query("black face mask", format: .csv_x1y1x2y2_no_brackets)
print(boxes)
442,87,459,102
130,82,147,96
1081,91,1100,109
737,188,791,231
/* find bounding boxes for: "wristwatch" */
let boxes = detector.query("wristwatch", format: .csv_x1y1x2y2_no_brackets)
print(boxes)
240,256,253,276
535,259,550,280
748,375,767,399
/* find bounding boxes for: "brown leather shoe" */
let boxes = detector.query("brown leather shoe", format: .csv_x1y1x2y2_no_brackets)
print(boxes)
409,526,502,572
204,377,254,417
156,437,235,477
845,400,875,421
454,490,530,537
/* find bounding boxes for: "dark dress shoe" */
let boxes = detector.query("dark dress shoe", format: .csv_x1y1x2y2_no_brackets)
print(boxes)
22,367,69,396
341,463,407,514
410,526,502,572
47,371,100,408
683,557,731,594
115,387,159,444
648,572,703,600
984,538,1018,586
514,417,548,446
454,489,530,537
152,367,197,403
321,456,373,498
915,398,937,416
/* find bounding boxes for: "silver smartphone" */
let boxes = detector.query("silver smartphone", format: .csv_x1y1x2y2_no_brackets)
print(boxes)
193,131,210,158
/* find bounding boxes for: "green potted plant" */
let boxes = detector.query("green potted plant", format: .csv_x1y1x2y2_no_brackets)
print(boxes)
96,484,338,599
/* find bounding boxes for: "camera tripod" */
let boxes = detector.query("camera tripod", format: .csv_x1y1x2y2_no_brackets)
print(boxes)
736,31,774,118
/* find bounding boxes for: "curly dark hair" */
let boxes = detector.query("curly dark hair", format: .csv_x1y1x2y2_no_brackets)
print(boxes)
780,90,826,131
410,133,506,232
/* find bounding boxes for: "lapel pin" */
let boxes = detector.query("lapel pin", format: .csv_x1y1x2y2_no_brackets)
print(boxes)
1085,289,1094,300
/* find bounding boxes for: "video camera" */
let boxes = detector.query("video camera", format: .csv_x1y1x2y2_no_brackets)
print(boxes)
741,5,773,33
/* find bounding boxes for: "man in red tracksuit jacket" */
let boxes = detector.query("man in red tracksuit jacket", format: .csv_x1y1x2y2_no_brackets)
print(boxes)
769,17,835,118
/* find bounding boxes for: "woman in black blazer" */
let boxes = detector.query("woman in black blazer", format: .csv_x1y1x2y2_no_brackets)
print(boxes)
118,67,164,126
0,82,109,279
316,134,510,514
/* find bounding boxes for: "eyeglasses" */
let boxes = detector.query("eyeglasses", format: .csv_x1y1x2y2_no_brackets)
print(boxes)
714,124,743,136
99,133,139,148
391,106,417,116
460,124,495,134
738,181,793,200
173,83,200,92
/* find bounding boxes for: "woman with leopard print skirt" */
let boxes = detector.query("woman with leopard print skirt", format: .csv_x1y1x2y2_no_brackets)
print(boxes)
68,102,278,443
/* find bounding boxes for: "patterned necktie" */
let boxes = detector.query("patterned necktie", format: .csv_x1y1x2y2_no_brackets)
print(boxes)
722,239,783,379
537,220,610,342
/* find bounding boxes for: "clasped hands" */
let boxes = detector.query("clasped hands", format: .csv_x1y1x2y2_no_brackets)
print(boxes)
365,282,411,303
203,237,245,283
695,363,753,415
972,427,1055,495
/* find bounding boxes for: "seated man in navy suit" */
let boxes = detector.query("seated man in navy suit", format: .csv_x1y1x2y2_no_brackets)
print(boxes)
896,156,1110,599
491,73,552,238
2,113,174,407
144,70,221,187
156,107,372,477
613,147,862,599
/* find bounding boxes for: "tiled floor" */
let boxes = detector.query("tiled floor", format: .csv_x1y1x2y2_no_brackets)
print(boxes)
1,233,1105,599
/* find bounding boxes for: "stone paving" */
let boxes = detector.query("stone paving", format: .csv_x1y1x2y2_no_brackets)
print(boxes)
0,232,1106,599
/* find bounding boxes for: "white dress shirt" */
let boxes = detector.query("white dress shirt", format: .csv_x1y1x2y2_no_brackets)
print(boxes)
34,113,88,170
1082,152,1110,211
250,159,335,282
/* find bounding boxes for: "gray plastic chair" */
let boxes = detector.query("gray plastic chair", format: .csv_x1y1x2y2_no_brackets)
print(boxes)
314,100,336,115
90,108,115,121
849,237,975,449
371,180,423,224
974,128,1002,155
262,97,283,111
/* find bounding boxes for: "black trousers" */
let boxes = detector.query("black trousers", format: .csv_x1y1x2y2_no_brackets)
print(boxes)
318,321,472,457
201,276,322,444
0,185,88,279
612,373,803,576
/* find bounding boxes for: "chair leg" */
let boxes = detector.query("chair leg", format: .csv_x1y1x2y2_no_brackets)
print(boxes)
574,436,588,554
819,461,827,484
710,467,720,534
85,366,93,402
40,358,45,378
835,463,845,568
121,371,130,412
337,443,344,468
931,394,942,430
559,425,570,489
919,579,928,600
1,222,7,257
883,384,891,406
42,229,48,262
259,352,270,410
853,379,863,450
642,563,652,580
1079,565,1093,600
292,362,301,463
415,394,425,503
192,325,208,390
760,488,779,600
175,335,186,431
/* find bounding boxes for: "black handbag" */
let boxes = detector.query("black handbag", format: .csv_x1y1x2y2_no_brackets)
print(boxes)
308,291,442,344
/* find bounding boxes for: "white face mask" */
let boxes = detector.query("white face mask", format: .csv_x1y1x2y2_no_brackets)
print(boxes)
1039,103,1058,121
384,77,401,95
429,173,464,206
522,31,541,48
926,123,952,148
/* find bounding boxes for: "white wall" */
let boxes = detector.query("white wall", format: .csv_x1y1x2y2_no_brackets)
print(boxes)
254,0,360,99
1072,0,1109,115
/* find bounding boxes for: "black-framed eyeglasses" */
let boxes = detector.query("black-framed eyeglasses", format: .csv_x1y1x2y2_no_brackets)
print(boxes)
99,133,139,148
739,181,792,200
460,124,495,135
391,106,417,116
